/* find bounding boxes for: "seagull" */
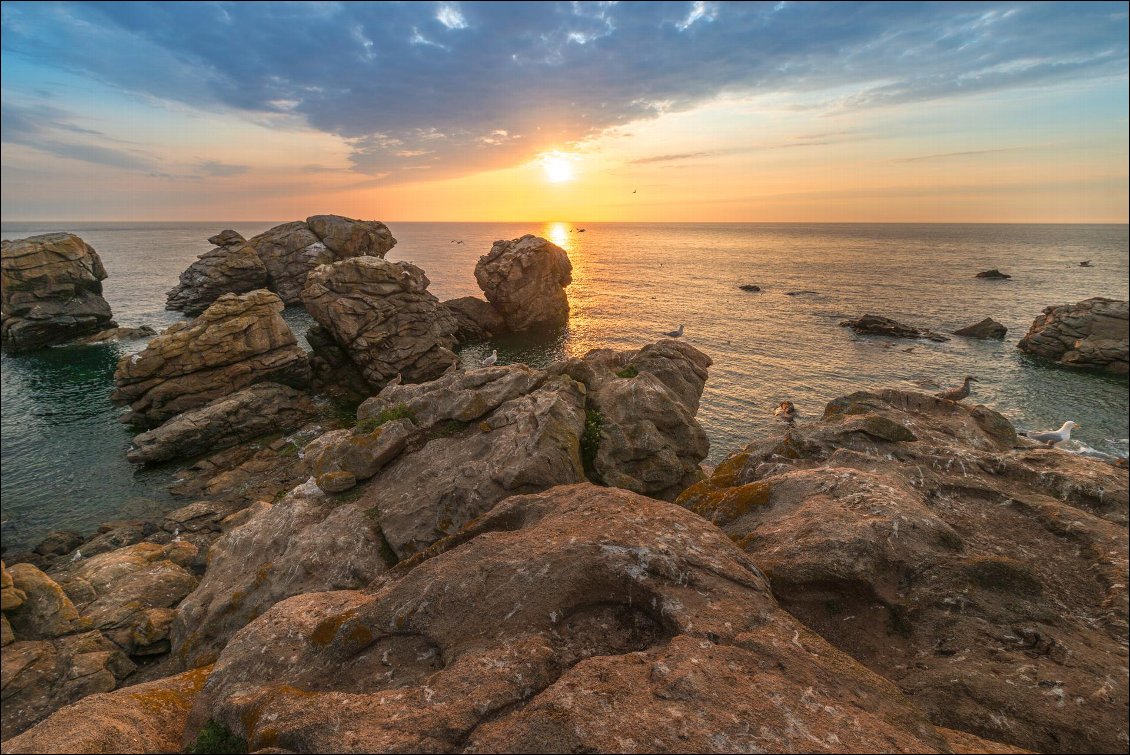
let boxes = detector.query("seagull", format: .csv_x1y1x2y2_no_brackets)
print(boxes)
1024,421,1079,447
482,349,498,367
774,401,798,422
1079,260,1092,267
936,376,978,402
664,324,685,338
71,549,83,562
577,228,586,233
387,372,403,388
632,189,637,194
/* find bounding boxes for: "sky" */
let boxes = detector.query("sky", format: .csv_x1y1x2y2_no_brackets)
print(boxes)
1,1,1127,222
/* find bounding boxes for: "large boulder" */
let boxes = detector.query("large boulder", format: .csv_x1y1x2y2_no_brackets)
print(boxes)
4,564,84,640
441,295,509,343
1,233,114,352
677,388,1129,753
179,485,955,753
164,231,268,315
474,234,572,331
126,382,317,464
552,340,712,499
1017,297,1129,374
301,257,459,389
111,290,309,427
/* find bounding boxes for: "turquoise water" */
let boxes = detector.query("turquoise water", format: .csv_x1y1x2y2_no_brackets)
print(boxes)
2,221,1127,550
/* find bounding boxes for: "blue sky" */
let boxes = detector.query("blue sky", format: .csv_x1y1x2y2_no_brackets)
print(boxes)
2,1,1127,221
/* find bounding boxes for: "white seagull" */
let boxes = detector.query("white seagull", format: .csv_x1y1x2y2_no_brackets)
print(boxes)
71,549,83,562
1025,421,1079,447
664,324,685,338
482,349,498,367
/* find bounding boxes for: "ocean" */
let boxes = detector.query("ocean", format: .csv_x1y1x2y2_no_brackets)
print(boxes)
2,221,1127,551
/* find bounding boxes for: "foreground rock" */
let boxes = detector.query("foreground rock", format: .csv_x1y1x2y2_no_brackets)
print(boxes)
475,234,572,331
302,257,459,389
112,290,309,427
678,388,1129,752
176,484,959,753
1,233,114,353
841,314,950,342
126,383,317,464
1017,297,1129,375
164,231,268,315
953,317,1007,339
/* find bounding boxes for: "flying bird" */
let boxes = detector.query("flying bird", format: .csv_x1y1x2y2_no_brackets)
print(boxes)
577,228,586,233
1024,421,1079,447
633,188,637,194
936,376,978,402
482,349,498,367
664,324,685,338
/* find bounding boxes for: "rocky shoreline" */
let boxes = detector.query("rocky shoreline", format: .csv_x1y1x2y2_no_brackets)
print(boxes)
1,223,1128,753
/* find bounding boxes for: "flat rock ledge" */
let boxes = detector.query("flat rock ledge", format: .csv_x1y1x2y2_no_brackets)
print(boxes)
1018,297,1129,375
841,314,950,342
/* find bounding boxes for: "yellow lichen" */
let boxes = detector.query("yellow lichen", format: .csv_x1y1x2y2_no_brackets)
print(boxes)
688,481,772,526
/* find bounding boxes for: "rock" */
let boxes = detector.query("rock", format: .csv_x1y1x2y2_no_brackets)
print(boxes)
305,214,396,259
1,614,13,647
738,284,761,291
474,234,572,331
182,484,953,754
677,388,1129,753
1017,297,1129,375
5,564,84,640
1,560,27,612
78,520,157,560
161,500,242,535
32,532,84,558
111,290,309,427
841,314,950,342
953,317,1007,339
1,233,114,352
303,418,416,491
71,325,157,345
0,631,135,739
786,290,818,296
975,268,1011,279
314,470,356,493
551,340,712,499
126,382,318,464
441,295,509,343
304,323,372,403
164,231,269,315
301,257,459,389
0,665,210,753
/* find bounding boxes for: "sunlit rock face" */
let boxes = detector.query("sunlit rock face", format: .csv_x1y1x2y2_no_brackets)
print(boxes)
1,233,114,352
165,231,268,316
1018,297,1129,375
474,234,572,332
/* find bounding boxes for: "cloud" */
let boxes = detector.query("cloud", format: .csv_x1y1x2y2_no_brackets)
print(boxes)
0,101,158,171
194,160,252,177
2,2,1125,183
629,151,717,164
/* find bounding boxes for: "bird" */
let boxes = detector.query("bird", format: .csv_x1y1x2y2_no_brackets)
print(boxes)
577,228,586,233
387,372,403,388
632,188,637,194
774,401,798,422
457,240,465,245
1024,421,1079,447
71,549,83,562
482,349,498,367
664,324,685,338
1079,260,1092,267
936,376,978,402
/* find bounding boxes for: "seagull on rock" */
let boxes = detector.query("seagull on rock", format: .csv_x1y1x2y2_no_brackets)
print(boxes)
664,324,685,338
482,349,498,367
936,376,978,402
1024,421,1079,447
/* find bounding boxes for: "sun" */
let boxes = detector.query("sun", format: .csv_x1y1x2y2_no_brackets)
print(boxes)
542,153,574,183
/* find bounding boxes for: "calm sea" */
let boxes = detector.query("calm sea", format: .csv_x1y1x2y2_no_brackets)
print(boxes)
2,221,1127,550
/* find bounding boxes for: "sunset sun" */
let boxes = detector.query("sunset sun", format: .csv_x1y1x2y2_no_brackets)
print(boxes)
542,153,574,183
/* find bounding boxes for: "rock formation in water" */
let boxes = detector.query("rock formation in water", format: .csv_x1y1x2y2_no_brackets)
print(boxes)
112,290,309,428
975,268,1012,279
302,257,459,390
677,388,1128,753
841,314,950,342
164,216,396,313
1,233,115,352
474,234,572,331
441,295,509,343
953,316,1007,339
1017,297,1129,375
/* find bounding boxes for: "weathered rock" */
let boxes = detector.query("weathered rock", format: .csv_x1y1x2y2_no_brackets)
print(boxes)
161,500,243,535
126,382,318,464
1,561,27,612
552,340,712,499
111,290,309,427
678,388,1129,753
1,614,13,647
1017,297,1129,375
182,484,954,753
164,231,269,315
0,665,210,753
71,325,156,345
1,233,114,352
738,283,762,291
441,295,509,343
78,520,158,560
304,323,372,403
303,418,416,492
5,564,84,640
953,317,1007,339
841,314,950,342
302,257,458,389
975,268,1011,279
0,631,135,739
305,214,396,259
32,532,83,558
474,234,572,331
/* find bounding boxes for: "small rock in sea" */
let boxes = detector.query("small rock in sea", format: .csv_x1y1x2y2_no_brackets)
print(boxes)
840,314,950,342
785,290,818,296
953,317,1007,340
738,284,761,292
975,269,1011,279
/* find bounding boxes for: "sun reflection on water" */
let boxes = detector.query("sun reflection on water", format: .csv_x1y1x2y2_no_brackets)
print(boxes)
545,221,572,251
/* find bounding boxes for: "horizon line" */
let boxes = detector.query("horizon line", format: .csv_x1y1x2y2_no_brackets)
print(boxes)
3,219,1128,226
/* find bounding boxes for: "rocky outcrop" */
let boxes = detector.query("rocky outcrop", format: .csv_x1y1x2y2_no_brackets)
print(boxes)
1,233,114,352
677,388,1129,753
177,485,956,753
4,564,84,640
441,295,508,343
164,231,268,315
953,317,1007,339
975,268,1011,279
474,234,572,331
111,290,309,427
1017,297,1129,375
302,257,459,389
552,340,712,499
305,323,372,403
841,314,950,342
71,325,156,345
126,382,317,464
